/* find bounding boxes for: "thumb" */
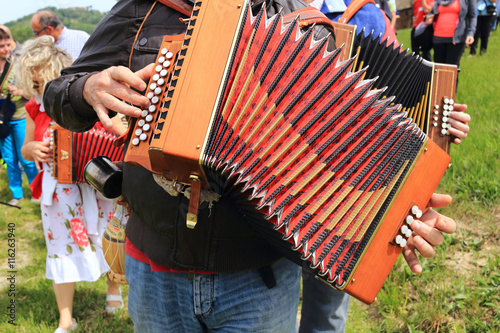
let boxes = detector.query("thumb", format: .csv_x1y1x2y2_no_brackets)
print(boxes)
426,193,452,209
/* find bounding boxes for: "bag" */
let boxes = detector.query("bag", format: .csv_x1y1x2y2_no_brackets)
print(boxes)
413,22,434,52
0,95,16,139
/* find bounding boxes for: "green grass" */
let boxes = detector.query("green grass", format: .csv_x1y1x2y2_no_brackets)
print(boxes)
1,27,499,332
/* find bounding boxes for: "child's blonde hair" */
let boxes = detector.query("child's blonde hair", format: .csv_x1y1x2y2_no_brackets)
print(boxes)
15,35,73,98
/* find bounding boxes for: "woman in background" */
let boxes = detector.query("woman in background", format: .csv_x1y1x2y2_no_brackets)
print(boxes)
17,36,124,333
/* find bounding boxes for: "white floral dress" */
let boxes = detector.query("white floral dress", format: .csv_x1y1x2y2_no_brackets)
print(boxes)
40,122,114,284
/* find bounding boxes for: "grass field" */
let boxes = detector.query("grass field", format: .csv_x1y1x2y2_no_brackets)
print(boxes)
1,28,499,332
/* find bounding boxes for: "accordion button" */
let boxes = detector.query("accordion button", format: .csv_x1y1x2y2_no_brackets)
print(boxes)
143,124,150,132
152,74,160,81
132,138,140,146
135,129,142,136
441,129,448,135
140,133,148,141
433,122,438,127
434,110,439,115
406,215,414,225
138,119,145,127
411,205,420,215
443,111,449,116
435,105,439,109
401,225,409,234
141,110,148,117
433,116,438,121
151,96,159,104
147,92,154,99
449,99,454,105
150,82,157,90
154,87,162,95
395,235,403,245
149,105,156,113
158,56,166,63
155,65,162,72
441,123,447,129
405,229,412,238
444,98,450,104
400,239,407,248
161,47,168,55
157,78,165,86
160,69,168,77
166,51,174,59
163,60,171,68
146,115,154,122
442,117,449,122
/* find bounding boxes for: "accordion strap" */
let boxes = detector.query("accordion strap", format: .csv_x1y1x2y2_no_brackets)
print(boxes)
156,0,193,17
282,7,335,30
338,0,376,23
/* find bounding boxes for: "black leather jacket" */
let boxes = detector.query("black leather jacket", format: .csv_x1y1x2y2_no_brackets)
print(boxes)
44,0,333,272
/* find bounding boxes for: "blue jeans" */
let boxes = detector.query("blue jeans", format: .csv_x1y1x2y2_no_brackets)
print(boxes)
299,270,350,333
126,255,301,332
0,118,38,199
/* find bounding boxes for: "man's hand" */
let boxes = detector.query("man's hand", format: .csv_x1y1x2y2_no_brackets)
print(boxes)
83,64,155,128
403,193,456,273
448,103,471,145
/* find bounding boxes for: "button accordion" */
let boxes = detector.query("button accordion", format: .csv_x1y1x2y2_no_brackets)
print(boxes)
51,123,124,184
124,0,452,304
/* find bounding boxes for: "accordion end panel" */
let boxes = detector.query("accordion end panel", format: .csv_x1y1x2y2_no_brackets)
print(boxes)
344,138,451,304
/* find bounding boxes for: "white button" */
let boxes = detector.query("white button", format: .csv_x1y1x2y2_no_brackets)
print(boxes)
401,225,409,234
151,96,159,104
138,119,145,127
400,239,407,248
442,123,448,129
140,133,148,141
434,110,439,115
411,206,420,215
147,92,154,99
395,235,403,244
435,105,439,109
141,110,148,117
152,74,160,81
444,98,450,104
433,122,438,127
146,114,154,122
155,65,162,72
406,215,414,225
143,124,150,131
132,138,140,146
163,60,171,68
443,111,449,116
157,78,165,86
434,116,438,121
449,99,454,104
166,51,173,59
149,105,156,113
161,47,168,55
160,69,168,77
441,129,448,135
135,129,142,136
154,87,162,95
415,209,422,218
449,105,453,111
150,83,157,90
405,229,412,238
158,56,165,63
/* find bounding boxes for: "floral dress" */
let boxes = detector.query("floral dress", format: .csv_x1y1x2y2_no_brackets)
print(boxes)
30,100,115,284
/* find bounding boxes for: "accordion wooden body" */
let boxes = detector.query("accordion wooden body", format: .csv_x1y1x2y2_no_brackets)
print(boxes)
51,124,124,184
124,0,452,304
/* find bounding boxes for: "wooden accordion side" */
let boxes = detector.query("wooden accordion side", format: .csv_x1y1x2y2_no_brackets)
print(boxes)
51,124,124,184
124,0,452,304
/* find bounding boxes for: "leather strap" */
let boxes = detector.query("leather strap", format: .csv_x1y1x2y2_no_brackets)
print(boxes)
283,6,335,30
338,0,376,23
157,0,193,17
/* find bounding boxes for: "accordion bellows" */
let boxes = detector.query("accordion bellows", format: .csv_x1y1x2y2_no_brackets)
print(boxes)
124,0,450,304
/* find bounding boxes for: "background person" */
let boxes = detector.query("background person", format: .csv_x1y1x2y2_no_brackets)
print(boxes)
469,0,498,55
30,10,90,60
17,35,124,333
0,27,38,206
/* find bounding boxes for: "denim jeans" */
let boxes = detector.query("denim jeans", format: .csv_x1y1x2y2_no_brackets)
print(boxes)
299,269,350,333
126,255,301,332
0,118,38,199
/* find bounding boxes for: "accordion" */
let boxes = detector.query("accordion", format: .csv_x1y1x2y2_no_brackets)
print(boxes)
51,123,124,184
332,21,457,154
124,0,451,304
